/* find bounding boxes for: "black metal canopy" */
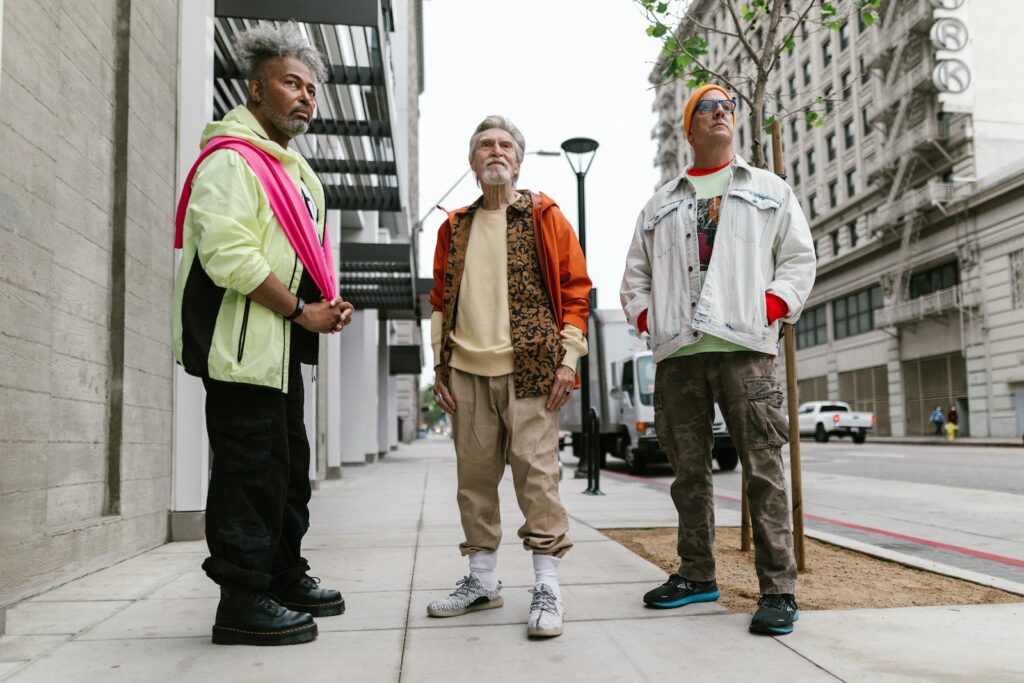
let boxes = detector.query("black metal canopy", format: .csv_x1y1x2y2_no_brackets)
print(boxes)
213,0,401,212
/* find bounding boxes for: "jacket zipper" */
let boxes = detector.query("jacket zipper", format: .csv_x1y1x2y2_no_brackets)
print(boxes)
237,298,252,362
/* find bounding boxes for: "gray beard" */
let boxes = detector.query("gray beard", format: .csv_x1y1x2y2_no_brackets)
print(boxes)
261,102,309,138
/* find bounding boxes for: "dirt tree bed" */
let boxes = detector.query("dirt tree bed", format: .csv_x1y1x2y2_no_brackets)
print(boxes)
603,527,1022,612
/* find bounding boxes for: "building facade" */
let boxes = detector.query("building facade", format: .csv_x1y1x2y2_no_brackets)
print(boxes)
652,0,1024,438
0,0,425,615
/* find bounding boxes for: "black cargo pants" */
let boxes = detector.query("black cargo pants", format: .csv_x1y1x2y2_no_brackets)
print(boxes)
201,359,311,593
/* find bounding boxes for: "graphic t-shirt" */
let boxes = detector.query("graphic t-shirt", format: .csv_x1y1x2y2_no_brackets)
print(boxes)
670,161,751,357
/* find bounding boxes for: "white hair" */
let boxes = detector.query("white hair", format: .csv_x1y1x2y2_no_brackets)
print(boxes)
234,22,328,84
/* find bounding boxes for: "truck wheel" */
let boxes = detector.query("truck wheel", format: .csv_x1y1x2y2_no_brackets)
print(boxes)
852,432,867,444
815,424,830,443
625,448,647,475
614,433,630,461
714,448,739,471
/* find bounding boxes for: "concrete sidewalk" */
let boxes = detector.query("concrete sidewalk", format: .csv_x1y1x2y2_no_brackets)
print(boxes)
1,438,1022,682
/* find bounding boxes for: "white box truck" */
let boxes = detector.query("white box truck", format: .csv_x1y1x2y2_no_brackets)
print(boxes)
560,309,737,474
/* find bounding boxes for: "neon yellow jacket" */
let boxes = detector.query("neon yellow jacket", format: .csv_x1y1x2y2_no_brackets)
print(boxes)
171,106,325,392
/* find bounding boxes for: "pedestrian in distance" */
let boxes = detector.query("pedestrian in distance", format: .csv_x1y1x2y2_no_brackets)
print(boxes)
172,23,352,646
427,115,592,638
946,405,959,441
931,405,946,436
620,84,816,636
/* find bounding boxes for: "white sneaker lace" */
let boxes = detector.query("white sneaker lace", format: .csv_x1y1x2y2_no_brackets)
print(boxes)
529,585,559,616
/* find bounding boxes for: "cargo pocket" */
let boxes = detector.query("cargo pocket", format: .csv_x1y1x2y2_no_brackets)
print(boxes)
745,376,789,450
210,417,274,475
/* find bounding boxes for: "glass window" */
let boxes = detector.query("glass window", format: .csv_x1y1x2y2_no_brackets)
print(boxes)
788,74,797,99
790,118,799,144
840,22,850,50
841,69,852,98
848,221,858,247
792,161,800,185
862,106,872,136
830,230,840,254
829,181,838,208
803,59,812,85
807,149,817,175
846,168,857,197
843,118,855,148
824,85,834,113
822,39,832,67
833,285,884,339
860,57,870,84
827,133,837,160
796,304,828,349
809,193,819,218
909,261,960,299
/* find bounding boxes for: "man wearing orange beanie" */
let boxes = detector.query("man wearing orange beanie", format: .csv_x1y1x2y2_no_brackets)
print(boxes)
620,84,816,635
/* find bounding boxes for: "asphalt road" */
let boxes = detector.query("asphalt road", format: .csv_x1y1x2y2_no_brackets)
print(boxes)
595,440,1024,587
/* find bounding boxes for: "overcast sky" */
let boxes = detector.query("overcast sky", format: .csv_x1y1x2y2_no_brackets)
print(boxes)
416,0,662,378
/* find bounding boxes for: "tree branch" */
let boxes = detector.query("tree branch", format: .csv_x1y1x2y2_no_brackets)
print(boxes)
721,0,761,63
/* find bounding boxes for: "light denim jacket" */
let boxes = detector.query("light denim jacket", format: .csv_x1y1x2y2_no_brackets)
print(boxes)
620,155,816,363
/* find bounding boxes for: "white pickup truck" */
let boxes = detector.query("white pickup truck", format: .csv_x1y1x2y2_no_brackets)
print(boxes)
798,401,875,443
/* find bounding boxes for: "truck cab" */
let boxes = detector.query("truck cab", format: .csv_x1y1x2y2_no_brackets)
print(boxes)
610,351,737,474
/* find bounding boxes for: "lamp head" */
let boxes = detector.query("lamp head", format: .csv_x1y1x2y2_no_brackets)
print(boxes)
561,137,599,176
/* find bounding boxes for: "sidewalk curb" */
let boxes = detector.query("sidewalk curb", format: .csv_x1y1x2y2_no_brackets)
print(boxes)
858,437,1024,449
803,527,1024,597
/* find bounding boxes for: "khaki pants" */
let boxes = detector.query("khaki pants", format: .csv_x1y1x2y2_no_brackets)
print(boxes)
449,368,572,557
654,352,797,594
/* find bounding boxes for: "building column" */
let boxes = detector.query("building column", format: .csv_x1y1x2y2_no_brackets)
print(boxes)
886,332,906,437
324,211,343,478
338,309,379,464
170,0,215,541
377,319,390,457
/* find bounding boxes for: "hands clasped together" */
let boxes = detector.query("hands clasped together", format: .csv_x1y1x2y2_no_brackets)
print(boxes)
296,297,354,335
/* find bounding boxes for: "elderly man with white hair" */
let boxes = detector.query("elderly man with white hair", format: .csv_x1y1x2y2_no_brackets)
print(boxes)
426,116,592,638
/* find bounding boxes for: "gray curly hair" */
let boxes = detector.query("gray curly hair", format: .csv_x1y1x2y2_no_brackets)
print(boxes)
468,115,526,185
233,22,328,84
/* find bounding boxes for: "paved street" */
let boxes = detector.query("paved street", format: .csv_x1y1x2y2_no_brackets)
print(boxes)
2,437,1022,682
597,441,1024,589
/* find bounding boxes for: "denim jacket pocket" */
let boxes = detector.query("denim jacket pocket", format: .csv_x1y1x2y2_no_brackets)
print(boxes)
729,189,781,246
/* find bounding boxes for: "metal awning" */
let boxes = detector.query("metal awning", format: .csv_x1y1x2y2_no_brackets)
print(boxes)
338,243,431,319
213,0,401,212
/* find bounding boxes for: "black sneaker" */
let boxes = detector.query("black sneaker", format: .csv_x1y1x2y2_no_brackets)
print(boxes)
270,575,345,617
749,593,799,635
212,587,317,646
643,574,720,609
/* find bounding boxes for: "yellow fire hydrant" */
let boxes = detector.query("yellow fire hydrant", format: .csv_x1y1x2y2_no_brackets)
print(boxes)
945,422,958,442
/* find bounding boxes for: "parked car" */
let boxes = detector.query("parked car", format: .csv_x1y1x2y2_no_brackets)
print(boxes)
797,401,875,443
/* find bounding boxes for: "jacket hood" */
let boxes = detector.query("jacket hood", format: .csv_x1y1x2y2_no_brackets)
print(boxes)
199,105,290,161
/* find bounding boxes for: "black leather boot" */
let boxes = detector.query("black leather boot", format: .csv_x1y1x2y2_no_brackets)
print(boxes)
270,575,345,617
212,586,317,646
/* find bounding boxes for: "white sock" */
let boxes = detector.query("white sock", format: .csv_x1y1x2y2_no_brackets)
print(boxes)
469,550,498,591
533,553,561,599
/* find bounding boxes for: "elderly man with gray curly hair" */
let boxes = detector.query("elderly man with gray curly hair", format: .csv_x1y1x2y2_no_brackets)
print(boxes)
425,116,592,638
172,22,353,646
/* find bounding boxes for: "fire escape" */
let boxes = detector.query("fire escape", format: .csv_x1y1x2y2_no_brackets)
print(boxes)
862,0,974,328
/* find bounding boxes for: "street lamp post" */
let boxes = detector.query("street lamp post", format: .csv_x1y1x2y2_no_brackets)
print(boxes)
560,137,602,496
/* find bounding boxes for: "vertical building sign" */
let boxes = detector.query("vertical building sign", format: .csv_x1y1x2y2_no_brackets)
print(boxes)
930,0,974,112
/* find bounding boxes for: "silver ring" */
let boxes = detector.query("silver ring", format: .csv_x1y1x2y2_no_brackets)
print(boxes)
564,390,571,395
433,394,441,403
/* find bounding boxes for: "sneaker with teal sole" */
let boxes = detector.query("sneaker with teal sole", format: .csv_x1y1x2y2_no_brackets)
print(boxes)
643,575,720,609
749,593,799,635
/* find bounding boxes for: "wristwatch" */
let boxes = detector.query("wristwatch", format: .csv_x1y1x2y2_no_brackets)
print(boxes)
285,296,305,321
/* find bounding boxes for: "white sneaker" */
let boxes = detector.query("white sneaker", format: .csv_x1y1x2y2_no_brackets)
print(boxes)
427,575,503,617
527,583,564,637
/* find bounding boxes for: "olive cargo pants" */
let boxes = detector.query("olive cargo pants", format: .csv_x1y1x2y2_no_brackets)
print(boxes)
654,352,797,595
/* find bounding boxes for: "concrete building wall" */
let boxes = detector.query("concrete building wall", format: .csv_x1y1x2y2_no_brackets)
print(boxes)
0,0,178,606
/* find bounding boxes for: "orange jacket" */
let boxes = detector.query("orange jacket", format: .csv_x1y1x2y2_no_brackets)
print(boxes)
430,190,591,335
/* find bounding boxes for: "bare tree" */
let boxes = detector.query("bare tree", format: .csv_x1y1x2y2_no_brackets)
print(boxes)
638,0,881,167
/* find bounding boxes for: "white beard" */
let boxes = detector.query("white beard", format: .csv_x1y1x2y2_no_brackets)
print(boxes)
480,161,513,186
